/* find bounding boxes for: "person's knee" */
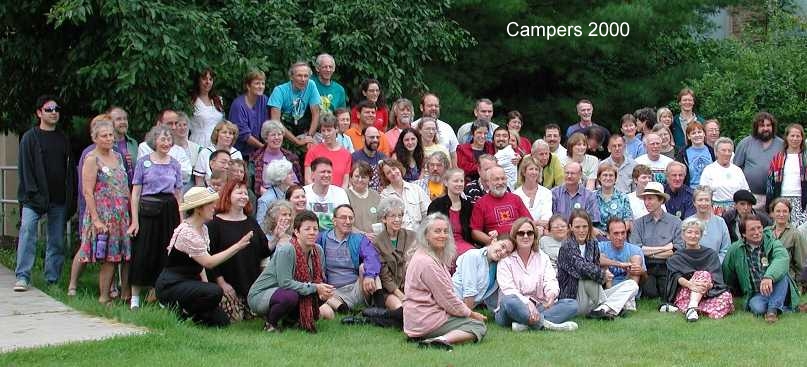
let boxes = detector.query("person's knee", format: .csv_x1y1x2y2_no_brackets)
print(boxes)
747,297,767,315
319,304,335,320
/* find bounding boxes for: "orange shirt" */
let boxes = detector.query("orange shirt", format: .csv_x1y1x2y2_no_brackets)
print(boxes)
346,127,392,156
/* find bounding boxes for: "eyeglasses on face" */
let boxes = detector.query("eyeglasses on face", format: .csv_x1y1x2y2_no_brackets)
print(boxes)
516,230,535,237
43,106,60,113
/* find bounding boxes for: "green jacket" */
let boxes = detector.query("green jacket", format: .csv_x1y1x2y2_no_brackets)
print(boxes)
722,229,800,308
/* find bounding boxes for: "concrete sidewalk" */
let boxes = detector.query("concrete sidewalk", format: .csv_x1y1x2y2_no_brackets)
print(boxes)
0,266,146,353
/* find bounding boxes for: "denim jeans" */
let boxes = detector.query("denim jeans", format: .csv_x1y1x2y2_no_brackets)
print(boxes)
495,294,578,329
747,277,790,315
15,204,67,283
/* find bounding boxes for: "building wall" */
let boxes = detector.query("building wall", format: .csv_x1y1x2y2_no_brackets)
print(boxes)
1,133,19,237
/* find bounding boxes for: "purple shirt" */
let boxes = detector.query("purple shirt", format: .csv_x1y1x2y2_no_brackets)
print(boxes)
132,155,182,196
228,94,269,155
551,184,601,224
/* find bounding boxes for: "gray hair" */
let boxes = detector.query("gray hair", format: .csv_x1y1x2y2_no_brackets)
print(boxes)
693,185,714,202
91,119,114,140
315,53,334,67
260,120,285,141
531,139,550,152
145,124,173,150
428,151,450,169
681,216,705,234
377,197,405,219
409,212,456,265
714,137,734,151
263,159,293,186
666,161,687,174
262,200,294,235
288,61,311,77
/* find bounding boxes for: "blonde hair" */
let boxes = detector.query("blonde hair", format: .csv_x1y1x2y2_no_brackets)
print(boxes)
210,120,239,146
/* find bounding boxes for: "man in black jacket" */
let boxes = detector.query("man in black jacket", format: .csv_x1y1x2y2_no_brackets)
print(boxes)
14,95,76,291
722,190,772,243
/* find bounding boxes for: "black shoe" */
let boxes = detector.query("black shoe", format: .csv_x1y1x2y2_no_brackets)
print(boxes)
618,309,630,318
586,309,615,320
418,338,453,351
362,307,389,318
341,315,369,325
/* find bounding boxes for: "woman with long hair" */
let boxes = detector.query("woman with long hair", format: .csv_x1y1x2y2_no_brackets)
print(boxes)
392,128,425,182
350,78,388,131
189,67,225,147
427,168,476,256
767,123,807,226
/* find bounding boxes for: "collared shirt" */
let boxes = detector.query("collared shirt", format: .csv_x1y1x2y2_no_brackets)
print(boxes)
497,249,559,306
595,189,633,231
744,243,765,293
624,136,646,160
452,248,498,309
380,182,431,231
665,184,696,220
600,156,636,194
323,231,357,288
629,212,683,252
551,184,601,224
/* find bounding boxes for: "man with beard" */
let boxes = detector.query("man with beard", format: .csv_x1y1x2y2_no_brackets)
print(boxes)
351,126,388,191
551,162,600,226
107,106,138,181
470,166,532,246
385,98,413,148
663,162,695,220
346,100,392,156
412,93,459,164
492,127,519,189
734,112,784,210
415,151,449,200
456,99,499,144
544,124,568,167
312,53,347,113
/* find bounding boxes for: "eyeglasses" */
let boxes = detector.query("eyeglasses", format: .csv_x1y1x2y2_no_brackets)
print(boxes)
43,106,60,113
516,230,535,237
335,215,354,221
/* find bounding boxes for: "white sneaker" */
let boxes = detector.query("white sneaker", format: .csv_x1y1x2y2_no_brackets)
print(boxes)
542,320,578,332
659,304,679,313
13,279,29,292
685,308,699,322
511,322,529,332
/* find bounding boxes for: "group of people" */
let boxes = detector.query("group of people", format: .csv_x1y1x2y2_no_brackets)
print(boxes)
11,54,807,351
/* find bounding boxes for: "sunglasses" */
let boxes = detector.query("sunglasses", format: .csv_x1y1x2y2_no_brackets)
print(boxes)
516,230,535,237
43,106,60,113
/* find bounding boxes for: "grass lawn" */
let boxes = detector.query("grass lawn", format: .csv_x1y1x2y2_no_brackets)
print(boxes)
2,247,807,366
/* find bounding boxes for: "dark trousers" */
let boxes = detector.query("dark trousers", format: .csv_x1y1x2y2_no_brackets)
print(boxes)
266,288,300,327
156,269,229,327
641,261,668,300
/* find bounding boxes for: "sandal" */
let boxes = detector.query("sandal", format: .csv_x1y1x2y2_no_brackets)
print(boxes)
109,285,120,299
67,288,77,297
685,307,699,322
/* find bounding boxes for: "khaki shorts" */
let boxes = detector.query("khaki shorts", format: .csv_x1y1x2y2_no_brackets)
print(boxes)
421,316,487,342
334,277,382,310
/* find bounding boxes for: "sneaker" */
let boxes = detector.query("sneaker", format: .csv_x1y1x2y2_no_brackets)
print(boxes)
542,320,578,332
659,304,679,313
764,311,778,324
418,337,453,351
130,298,141,310
13,279,29,292
511,322,530,332
263,322,279,333
586,308,615,320
685,307,699,322
361,307,389,318
341,315,369,325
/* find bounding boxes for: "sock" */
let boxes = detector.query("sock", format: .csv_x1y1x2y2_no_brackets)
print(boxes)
372,290,387,308
336,303,350,313
130,295,141,308
389,307,403,322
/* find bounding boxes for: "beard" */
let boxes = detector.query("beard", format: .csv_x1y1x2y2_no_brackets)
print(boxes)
490,185,507,197
753,130,773,142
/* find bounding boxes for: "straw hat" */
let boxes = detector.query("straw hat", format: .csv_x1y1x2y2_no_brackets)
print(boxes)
179,187,220,211
637,181,670,202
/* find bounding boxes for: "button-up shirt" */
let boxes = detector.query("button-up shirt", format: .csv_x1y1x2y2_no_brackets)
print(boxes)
665,184,696,220
551,184,600,224
745,244,765,293
629,212,684,257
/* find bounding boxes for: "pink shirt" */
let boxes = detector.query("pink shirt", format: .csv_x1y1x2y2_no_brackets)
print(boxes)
404,248,471,337
496,250,559,308
386,127,403,149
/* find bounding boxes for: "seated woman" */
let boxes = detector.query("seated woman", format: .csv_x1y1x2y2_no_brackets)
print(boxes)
347,161,381,240
155,187,253,327
427,168,476,257
496,218,579,332
767,198,807,289
207,180,271,322
452,235,514,310
404,213,487,350
262,200,293,251
362,197,416,328
255,159,296,226
538,215,567,270
665,217,734,321
248,211,335,332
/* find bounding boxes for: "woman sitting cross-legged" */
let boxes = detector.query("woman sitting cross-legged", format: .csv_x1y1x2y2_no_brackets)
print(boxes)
404,213,487,350
248,210,335,332
495,218,579,332
665,217,734,321
155,187,253,327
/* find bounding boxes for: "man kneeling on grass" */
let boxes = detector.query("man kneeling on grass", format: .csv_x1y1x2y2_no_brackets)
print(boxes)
722,213,805,323
452,235,515,311
558,211,640,320
315,204,383,319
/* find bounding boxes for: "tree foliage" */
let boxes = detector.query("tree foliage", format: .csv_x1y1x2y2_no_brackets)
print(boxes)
0,0,473,137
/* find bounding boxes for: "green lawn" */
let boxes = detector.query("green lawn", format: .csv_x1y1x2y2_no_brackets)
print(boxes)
2,247,807,366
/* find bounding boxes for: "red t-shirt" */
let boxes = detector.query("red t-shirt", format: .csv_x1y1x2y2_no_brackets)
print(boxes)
304,144,352,187
470,192,532,235
351,105,389,132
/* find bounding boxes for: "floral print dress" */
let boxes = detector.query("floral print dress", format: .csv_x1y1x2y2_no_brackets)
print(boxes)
78,152,131,263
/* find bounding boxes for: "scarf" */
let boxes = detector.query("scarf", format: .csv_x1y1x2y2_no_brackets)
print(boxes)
665,247,728,303
292,237,323,332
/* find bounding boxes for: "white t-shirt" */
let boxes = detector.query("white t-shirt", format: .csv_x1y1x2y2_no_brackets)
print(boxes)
782,153,802,197
495,146,518,190
513,185,553,221
699,162,750,202
303,184,350,230
635,154,674,184
193,146,243,180
189,97,224,147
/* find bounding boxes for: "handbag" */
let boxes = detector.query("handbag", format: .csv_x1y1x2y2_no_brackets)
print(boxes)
139,196,163,217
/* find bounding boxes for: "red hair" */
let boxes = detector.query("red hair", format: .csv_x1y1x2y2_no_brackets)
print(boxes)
215,180,253,215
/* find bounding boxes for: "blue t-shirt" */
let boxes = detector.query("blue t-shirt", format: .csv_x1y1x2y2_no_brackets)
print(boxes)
312,78,347,113
685,145,713,186
597,241,645,285
268,80,321,136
